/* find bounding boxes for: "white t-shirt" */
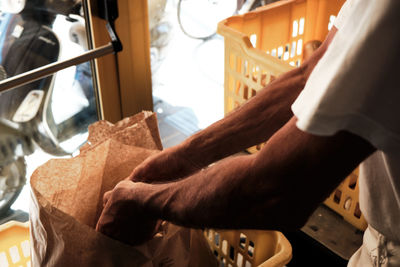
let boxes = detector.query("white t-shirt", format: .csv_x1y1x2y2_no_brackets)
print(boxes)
292,0,400,242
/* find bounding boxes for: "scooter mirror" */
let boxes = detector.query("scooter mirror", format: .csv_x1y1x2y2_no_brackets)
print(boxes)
0,0,26,14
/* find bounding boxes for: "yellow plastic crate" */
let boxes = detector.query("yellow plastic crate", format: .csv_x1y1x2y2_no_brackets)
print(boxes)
217,0,367,231
0,221,30,267
205,229,292,267
218,0,345,150
324,168,367,230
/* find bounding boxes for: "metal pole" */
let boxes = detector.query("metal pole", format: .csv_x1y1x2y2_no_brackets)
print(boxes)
0,43,114,93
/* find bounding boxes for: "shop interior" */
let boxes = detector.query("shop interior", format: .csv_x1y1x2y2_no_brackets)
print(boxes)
0,0,367,266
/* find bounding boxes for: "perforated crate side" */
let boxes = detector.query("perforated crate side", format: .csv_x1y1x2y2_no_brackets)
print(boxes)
217,0,367,231
324,168,368,231
204,229,292,267
0,221,30,267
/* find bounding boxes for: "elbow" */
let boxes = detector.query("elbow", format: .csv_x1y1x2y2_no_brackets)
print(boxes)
249,192,318,232
273,196,320,231
270,206,313,232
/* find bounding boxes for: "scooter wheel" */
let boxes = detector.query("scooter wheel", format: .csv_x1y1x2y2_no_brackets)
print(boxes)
0,157,26,216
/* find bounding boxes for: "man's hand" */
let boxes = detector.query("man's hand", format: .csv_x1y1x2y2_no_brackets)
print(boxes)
127,146,201,183
96,180,159,246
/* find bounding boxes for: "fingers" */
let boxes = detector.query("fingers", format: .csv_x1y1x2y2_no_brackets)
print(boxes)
126,161,147,182
103,190,112,207
95,205,109,232
96,196,160,246
103,180,134,207
127,168,141,182
95,217,102,231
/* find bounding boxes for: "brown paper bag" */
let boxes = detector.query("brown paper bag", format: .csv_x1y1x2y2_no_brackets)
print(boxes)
80,110,163,153
29,112,217,267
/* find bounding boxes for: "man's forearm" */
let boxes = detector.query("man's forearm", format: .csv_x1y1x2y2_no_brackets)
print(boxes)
177,28,338,169
141,152,289,230
129,29,338,183
140,125,311,231
141,132,303,231
134,67,307,182
178,67,306,168
138,113,373,231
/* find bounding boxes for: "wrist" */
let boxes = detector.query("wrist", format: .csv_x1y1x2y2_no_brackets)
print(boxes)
169,140,204,171
134,182,172,220
179,135,213,169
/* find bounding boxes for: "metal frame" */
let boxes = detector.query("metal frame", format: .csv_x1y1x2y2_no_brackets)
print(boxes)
0,44,114,93
86,0,153,123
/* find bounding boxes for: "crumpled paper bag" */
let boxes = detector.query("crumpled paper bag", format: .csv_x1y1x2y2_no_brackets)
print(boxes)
30,111,217,267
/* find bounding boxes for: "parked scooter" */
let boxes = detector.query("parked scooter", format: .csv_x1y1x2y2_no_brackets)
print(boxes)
0,0,96,215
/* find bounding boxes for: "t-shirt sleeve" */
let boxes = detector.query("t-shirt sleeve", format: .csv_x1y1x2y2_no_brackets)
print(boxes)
291,0,400,153
333,0,349,29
